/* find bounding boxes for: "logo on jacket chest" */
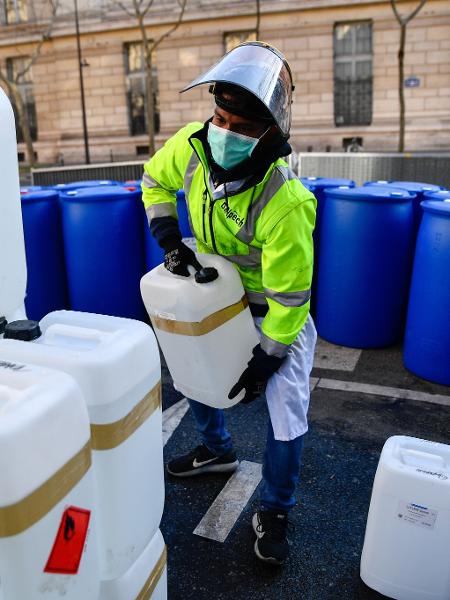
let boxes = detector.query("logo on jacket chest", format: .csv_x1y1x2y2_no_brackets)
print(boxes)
220,201,245,228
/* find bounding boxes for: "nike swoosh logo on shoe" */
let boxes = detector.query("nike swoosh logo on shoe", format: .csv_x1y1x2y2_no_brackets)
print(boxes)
192,457,218,468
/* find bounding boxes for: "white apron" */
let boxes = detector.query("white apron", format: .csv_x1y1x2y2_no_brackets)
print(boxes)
253,314,317,441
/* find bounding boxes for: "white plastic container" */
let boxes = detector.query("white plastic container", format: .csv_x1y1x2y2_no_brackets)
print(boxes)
99,528,167,600
361,435,450,600
140,253,259,408
0,311,163,581
0,89,27,324
0,360,100,599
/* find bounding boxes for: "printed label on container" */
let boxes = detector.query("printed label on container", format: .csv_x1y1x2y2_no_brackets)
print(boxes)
44,506,91,575
397,500,438,530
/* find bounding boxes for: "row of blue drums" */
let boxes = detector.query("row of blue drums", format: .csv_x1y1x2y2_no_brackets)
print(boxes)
21,180,193,324
20,177,449,386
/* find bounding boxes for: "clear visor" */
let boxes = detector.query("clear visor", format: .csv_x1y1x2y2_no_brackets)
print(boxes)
181,43,293,137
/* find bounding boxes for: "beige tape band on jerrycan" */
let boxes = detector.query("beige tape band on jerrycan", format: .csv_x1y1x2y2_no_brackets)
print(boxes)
0,361,100,599
0,311,164,583
360,435,450,600
0,88,27,325
140,253,259,408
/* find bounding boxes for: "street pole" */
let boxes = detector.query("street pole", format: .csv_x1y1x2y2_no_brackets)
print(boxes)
74,0,90,164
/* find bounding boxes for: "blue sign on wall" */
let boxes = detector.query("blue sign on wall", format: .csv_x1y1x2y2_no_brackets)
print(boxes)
404,77,421,88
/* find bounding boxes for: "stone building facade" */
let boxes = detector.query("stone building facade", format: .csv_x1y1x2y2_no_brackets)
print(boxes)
0,0,449,165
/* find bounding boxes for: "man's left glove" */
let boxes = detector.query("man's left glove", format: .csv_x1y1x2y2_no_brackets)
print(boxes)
228,344,285,404
160,236,203,277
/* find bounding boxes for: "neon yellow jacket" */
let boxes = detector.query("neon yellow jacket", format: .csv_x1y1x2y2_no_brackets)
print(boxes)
142,122,316,358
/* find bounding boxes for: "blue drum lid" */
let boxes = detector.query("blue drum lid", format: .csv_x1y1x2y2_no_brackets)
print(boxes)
420,199,450,217
20,190,60,203
60,186,141,202
389,181,442,193
300,177,355,189
360,184,416,197
52,180,119,192
423,190,450,201
20,185,44,194
324,186,413,202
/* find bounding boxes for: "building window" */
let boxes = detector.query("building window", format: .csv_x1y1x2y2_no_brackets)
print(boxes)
333,21,372,127
6,57,38,142
4,0,27,23
124,42,160,137
224,30,257,53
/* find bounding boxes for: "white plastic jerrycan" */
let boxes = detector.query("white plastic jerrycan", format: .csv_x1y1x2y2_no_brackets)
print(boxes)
361,435,450,600
0,359,100,599
0,311,163,582
141,253,259,408
0,88,27,325
99,528,167,600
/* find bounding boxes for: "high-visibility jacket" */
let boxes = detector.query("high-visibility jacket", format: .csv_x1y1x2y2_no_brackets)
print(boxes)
142,122,316,358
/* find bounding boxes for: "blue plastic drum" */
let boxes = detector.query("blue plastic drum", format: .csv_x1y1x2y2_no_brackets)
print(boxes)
21,191,68,320
60,186,146,320
403,201,450,385
144,190,194,270
52,180,119,193
423,190,450,202
20,185,44,194
316,186,415,347
365,181,443,234
300,177,355,316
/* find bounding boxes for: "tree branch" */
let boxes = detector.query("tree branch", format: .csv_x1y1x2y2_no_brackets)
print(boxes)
149,0,187,53
390,0,427,26
111,0,136,18
404,0,427,25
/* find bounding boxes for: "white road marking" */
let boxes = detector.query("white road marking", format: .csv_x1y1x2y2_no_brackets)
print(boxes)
193,460,263,543
162,398,190,446
317,378,450,407
313,337,362,372
310,377,319,392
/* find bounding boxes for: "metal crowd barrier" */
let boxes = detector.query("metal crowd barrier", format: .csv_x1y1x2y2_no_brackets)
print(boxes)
296,153,450,188
32,161,146,186
32,153,450,189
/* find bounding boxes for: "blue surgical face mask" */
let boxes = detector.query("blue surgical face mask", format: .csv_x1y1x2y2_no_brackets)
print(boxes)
207,122,260,170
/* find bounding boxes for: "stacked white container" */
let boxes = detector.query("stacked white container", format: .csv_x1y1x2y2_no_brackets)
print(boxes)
0,360,100,599
0,311,165,589
141,253,258,408
0,88,27,325
361,435,450,600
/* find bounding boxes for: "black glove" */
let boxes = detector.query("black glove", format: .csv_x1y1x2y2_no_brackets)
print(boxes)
160,236,203,277
228,344,284,404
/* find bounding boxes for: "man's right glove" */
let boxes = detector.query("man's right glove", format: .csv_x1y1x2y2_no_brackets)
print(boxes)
160,236,203,277
228,343,285,404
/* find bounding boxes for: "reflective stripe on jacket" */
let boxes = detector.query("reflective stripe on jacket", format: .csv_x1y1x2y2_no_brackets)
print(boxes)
142,122,316,357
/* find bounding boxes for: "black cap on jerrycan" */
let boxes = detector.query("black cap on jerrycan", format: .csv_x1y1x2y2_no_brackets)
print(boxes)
4,320,42,341
0,317,7,336
195,267,219,283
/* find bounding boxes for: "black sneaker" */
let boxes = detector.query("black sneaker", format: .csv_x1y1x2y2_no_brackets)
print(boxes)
252,510,290,565
167,444,239,477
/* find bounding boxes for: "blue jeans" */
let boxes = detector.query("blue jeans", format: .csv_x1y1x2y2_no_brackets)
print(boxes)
188,399,304,513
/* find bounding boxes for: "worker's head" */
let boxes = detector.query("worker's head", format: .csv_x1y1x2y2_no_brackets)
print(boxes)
206,82,278,169
181,42,295,170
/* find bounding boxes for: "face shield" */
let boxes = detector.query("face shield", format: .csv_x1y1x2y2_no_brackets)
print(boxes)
180,42,294,138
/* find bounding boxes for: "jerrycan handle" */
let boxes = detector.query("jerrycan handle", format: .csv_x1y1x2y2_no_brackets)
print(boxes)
195,267,219,283
399,448,446,470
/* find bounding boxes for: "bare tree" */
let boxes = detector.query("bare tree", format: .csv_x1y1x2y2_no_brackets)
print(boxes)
255,0,260,39
115,0,187,156
390,0,427,152
0,0,59,167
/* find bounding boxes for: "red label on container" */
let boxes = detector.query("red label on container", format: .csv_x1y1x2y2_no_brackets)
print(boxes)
44,506,91,575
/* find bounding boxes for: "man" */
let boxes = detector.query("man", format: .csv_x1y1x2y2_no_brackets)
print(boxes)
142,42,317,565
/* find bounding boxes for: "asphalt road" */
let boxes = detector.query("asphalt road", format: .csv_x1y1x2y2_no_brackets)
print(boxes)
159,342,450,600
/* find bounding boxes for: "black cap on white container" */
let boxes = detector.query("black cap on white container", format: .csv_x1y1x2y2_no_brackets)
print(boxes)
4,320,42,341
